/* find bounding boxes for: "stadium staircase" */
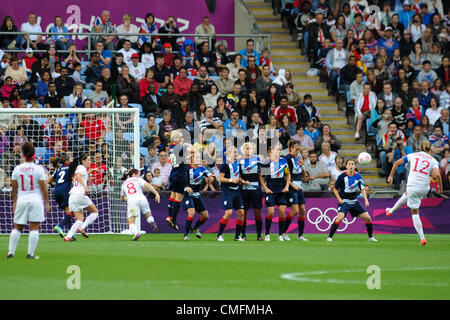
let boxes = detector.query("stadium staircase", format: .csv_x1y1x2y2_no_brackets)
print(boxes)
244,0,392,193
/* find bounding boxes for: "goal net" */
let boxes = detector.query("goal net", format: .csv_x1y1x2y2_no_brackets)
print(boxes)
0,108,140,235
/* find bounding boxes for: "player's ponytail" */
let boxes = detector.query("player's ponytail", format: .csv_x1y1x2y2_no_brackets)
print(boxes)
50,152,70,170
68,154,88,179
421,140,431,153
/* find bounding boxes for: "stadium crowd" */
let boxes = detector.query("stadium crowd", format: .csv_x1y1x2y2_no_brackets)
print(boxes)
0,3,449,194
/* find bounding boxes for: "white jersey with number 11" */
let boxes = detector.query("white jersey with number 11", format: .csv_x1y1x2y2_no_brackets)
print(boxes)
403,152,439,190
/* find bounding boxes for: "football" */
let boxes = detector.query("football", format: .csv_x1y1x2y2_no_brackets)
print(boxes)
357,152,372,165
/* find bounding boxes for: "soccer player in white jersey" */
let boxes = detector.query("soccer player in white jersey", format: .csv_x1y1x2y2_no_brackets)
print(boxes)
387,141,442,246
63,154,100,241
121,169,160,241
8,142,50,259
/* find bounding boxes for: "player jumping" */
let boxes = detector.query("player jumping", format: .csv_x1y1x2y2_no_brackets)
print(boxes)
182,151,211,241
386,140,442,246
121,169,160,241
63,154,99,241
8,142,50,259
260,144,291,242
49,153,75,239
327,159,377,242
217,146,245,241
239,142,263,240
284,141,309,241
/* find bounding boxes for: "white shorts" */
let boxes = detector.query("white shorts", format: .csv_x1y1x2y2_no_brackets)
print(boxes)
406,187,429,210
69,194,94,212
127,199,151,219
14,200,45,225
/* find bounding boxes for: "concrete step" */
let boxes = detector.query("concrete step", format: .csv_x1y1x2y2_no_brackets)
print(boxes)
271,42,298,49
293,83,327,90
272,55,306,63
296,89,330,98
247,7,274,13
267,35,294,41
255,21,283,28
271,48,302,54
259,28,288,34
254,15,281,22
292,76,320,83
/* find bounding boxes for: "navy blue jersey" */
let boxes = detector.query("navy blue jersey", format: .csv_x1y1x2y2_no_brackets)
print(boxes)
220,161,240,191
185,165,211,197
260,157,289,193
285,153,303,189
169,143,187,180
239,156,261,191
334,171,364,203
53,165,72,193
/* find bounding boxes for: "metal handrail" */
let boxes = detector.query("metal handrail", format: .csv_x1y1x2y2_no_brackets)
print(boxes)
0,31,272,58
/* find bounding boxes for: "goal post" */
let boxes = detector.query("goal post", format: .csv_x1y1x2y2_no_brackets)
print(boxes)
0,108,140,235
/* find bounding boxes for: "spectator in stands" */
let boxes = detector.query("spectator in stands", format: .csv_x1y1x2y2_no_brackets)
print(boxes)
85,53,103,87
1,144,21,176
226,54,243,82
373,107,394,141
116,95,134,132
0,16,19,50
374,57,392,83
318,141,338,177
303,152,330,191
199,106,223,135
304,120,320,143
215,67,234,96
0,124,10,159
22,47,37,73
325,38,348,95
1,76,14,99
99,67,113,96
169,56,182,83
50,16,71,51
162,43,175,68
391,135,412,191
417,61,438,85
36,71,51,104
142,115,159,148
95,41,112,69
418,81,436,110
265,84,281,113
158,110,178,142
354,83,377,139
87,80,109,108
195,41,217,75
366,69,383,95
226,83,242,111
273,96,298,124
63,44,81,74
292,125,314,152
158,16,181,51
235,69,252,97
139,69,158,100
89,151,107,192
116,14,139,50
204,84,220,108
297,94,320,129
21,114,43,147
239,39,260,69
407,125,429,152
245,56,262,86
195,16,216,47
246,112,262,141
144,144,158,168
140,82,160,116
20,13,47,51
378,27,399,58
44,82,65,108
119,39,138,67
151,54,170,89
436,57,449,85
308,13,331,64
406,97,426,126
285,83,300,108
48,125,68,151
314,124,341,153
255,64,272,97
54,67,75,97
350,13,366,41
214,97,230,122
330,14,348,43
427,43,443,70
429,126,449,161
378,82,398,109
92,10,116,52
340,55,359,94
193,65,215,95
30,54,50,83
128,53,146,82
410,43,426,72
440,82,450,108
151,150,172,187
80,112,106,142
349,71,364,105
116,65,139,102
380,122,406,177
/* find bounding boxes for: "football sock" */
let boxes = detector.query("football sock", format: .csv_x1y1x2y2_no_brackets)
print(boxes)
184,216,194,236
255,215,262,237
147,215,155,224
412,214,425,240
279,216,286,235
218,218,228,237
193,216,207,229
284,214,294,233
298,216,305,236
129,223,138,236
8,228,21,255
366,222,373,238
167,198,174,218
265,215,273,235
58,213,72,229
235,219,244,239
171,200,182,222
80,212,98,230
28,230,39,256
66,220,83,238
242,218,247,237
391,193,407,213
328,220,340,238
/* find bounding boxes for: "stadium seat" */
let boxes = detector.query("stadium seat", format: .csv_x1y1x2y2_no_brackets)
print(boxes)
140,117,147,129
80,61,89,75
35,147,50,164
105,131,113,144
346,91,355,125
155,118,163,125
63,96,70,108
83,89,93,97
34,117,47,126
56,117,70,129
129,103,144,117
140,147,149,157
123,132,134,142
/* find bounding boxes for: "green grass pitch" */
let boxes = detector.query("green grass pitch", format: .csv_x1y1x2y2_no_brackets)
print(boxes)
1,233,449,300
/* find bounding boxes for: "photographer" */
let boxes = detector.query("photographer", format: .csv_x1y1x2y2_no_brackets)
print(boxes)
158,16,181,52
390,136,412,191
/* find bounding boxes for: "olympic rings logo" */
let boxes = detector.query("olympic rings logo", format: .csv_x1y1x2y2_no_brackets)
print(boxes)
306,207,357,232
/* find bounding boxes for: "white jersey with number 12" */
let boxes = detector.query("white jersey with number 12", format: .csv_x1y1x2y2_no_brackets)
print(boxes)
404,152,439,190
69,165,88,195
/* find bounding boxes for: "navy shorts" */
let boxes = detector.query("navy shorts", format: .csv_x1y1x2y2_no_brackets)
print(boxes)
265,192,288,207
337,201,367,218
183,195,207,213
222,189,244,211
54,189,69,210
168,175,185,194
242,189,262,209
288,188,305,206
